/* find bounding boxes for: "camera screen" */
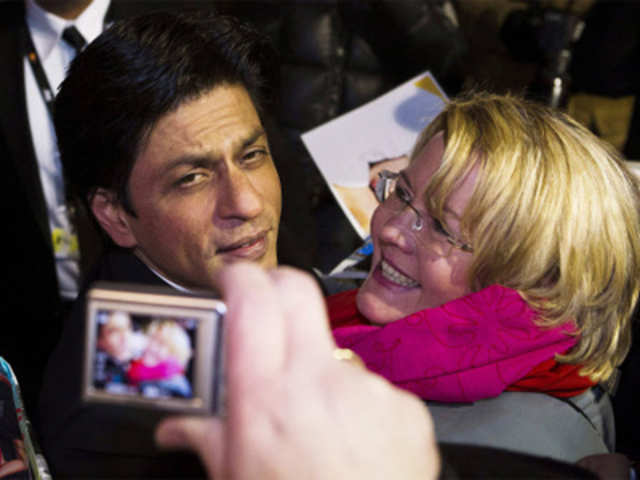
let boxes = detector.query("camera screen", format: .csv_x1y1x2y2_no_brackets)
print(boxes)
83,283,225,414
93,310,198,400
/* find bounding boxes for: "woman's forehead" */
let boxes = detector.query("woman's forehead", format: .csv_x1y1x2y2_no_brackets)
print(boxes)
407,132,446,182
407,132,480,218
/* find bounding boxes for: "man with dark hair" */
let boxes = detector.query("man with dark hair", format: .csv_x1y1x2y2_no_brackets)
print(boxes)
55,12,282,286
38,12,287,478
0,0,228,418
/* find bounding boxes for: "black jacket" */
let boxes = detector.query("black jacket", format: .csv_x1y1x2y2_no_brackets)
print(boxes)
0,1,78,415
38,250,208,479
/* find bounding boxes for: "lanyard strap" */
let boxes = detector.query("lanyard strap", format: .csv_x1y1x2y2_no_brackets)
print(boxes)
23,26,57,118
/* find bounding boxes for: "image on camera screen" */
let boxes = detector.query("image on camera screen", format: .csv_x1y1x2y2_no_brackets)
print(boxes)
92,309,198,400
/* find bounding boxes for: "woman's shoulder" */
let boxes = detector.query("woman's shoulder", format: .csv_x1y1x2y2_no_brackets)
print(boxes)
427,388,613,463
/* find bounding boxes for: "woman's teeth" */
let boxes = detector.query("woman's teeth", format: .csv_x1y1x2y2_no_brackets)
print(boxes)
380,260,419,288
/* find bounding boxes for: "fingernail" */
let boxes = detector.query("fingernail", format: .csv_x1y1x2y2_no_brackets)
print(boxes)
155,421,186,448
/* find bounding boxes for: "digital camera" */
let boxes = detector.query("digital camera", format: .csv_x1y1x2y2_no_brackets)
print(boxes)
82,282,226,416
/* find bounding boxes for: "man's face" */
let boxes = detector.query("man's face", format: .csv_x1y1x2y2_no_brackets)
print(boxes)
108,85,281,289
35,0,93,19
97,311,134,363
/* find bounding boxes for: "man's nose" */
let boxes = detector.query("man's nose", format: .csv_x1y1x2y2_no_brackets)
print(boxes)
216,167,264,222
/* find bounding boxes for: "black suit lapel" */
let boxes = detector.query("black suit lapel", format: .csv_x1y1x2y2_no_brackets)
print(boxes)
0,3,51,244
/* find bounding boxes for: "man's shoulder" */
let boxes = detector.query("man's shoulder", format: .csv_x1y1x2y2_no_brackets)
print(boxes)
37,251,160,428
38,250,205,478
86,249,163,286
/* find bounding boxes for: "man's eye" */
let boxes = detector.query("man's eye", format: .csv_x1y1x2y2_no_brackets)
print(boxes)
175,172,206,187
242,149,269,167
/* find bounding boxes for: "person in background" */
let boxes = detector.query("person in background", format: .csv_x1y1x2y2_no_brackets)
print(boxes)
0,0,109,416
568,0,640,153
327,92,640,463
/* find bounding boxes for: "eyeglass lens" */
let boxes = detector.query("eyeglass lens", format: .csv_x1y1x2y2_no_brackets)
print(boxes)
375,170,473,253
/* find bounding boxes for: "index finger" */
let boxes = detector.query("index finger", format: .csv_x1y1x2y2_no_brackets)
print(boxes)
215,263,287,392
268,267,336,369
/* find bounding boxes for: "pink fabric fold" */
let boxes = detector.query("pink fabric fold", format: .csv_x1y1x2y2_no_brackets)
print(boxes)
332,285,577,403
127,358,184,384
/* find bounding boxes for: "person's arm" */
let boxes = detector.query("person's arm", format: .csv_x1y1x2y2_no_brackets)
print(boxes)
155,263,440,480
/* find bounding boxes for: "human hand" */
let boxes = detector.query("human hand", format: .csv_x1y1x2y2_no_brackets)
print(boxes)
577,453,632,479
12,440,25,464
155,263,439,480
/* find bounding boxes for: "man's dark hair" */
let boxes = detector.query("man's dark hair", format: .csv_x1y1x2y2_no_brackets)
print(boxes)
55,11,278,216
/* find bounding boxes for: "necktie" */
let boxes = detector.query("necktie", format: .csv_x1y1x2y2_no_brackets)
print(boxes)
61,25,87,56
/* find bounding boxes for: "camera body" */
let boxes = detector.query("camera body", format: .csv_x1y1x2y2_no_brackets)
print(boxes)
83,282,226,416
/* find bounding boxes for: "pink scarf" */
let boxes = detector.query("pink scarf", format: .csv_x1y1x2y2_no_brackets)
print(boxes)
127,358,184,384
330,285,585,403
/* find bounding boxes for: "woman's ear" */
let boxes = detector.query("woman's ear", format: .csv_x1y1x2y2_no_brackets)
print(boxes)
90,189,137,248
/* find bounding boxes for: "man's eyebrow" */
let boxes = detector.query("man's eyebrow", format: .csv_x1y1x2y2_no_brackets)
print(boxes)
161,127,268,175
161,155,217,175
241,127,267,149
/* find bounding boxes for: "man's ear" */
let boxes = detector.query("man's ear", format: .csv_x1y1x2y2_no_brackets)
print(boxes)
90,188,138,248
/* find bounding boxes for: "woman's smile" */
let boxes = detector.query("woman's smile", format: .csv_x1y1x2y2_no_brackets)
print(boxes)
377,259,420,288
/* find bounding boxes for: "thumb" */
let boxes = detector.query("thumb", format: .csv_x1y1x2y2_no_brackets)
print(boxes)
155,416,225,478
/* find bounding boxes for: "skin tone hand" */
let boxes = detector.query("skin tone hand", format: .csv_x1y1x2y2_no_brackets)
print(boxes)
155,263,440,480
0,440,27,478
577,453,632,480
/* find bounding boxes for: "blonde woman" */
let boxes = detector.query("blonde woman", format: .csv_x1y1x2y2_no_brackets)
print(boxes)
329,92,640,462
128,319,194,398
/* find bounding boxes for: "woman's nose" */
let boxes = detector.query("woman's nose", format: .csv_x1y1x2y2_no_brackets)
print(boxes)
373,206,415,253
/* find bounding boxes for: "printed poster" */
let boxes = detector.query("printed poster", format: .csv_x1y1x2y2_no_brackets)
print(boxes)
301,71,448,238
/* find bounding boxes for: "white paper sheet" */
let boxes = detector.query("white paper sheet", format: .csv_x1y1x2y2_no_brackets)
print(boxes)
302,71,447,238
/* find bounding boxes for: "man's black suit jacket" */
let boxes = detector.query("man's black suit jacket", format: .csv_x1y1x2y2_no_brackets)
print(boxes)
38,249,208,478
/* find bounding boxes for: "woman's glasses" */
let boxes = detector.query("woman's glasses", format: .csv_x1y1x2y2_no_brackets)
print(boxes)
374,170,473,253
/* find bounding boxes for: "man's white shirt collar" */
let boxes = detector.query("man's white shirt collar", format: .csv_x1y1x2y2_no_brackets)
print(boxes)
23,0,111,300
134,250,195,294
25,0,110,61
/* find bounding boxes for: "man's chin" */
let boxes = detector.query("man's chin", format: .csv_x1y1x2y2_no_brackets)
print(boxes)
217,248,277,268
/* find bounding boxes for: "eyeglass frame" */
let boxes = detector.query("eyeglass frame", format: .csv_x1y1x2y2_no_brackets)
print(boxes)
373,169,473,253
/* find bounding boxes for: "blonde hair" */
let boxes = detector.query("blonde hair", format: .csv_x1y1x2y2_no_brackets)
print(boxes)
147,319,193,367
414,92,640,382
